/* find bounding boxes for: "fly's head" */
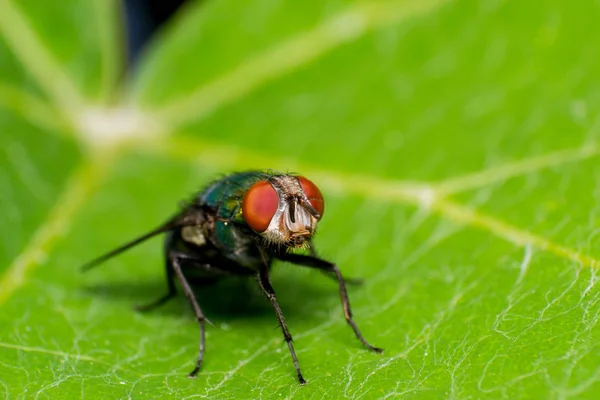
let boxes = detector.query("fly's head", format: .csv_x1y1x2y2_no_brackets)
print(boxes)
241,174,324,249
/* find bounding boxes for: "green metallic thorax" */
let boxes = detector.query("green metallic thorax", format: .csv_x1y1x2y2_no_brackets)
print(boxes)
196,171,275,261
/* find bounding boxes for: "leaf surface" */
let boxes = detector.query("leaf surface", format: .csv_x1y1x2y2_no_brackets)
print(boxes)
1,0,600,398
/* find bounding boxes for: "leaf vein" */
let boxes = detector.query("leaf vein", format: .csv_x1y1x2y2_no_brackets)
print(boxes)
0,0,84,114
149,0,452,129
0,156,112,307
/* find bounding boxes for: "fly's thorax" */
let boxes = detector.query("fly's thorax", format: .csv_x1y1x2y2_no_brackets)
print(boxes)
242,174,324,249
177,207,260,268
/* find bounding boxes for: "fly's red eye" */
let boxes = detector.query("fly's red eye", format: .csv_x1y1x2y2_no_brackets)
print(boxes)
297,176,324,218
242,180,279,232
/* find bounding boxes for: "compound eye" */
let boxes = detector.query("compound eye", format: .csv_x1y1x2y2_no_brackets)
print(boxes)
297,176,325,218
242,180,279,232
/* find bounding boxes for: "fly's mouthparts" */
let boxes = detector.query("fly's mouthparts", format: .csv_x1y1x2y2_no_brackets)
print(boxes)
290,231,311,244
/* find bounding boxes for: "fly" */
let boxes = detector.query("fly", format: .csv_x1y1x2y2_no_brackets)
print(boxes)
81,170,382,384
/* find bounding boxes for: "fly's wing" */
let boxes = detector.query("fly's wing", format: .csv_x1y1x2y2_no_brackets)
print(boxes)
80,208,205,272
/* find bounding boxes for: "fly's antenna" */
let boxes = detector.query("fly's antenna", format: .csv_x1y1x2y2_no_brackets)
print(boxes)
80,215,194,272
300,199,321,219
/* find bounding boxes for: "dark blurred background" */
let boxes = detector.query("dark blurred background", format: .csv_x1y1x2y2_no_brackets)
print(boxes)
124,0,187,69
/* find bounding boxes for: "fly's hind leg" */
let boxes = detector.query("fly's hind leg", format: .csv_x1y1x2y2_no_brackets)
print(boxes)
139,250,224,378
135,256,177,312
168,251,210,378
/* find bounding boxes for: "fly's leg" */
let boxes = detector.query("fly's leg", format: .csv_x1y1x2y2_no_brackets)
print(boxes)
257,265,306,384
321,271,363,286
135,259,177,312
307,241,362,286
168,251,209,378
135,253,229,312
278,253,383,353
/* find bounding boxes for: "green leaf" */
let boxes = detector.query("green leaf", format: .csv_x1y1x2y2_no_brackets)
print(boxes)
1,0,600,398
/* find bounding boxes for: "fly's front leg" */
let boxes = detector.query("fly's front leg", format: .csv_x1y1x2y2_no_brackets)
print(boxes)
257,265,306,384
168,251,209,378
279,253,383,353
307,241,362,286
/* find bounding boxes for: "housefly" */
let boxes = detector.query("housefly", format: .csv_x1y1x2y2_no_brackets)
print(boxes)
81,171,382,384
